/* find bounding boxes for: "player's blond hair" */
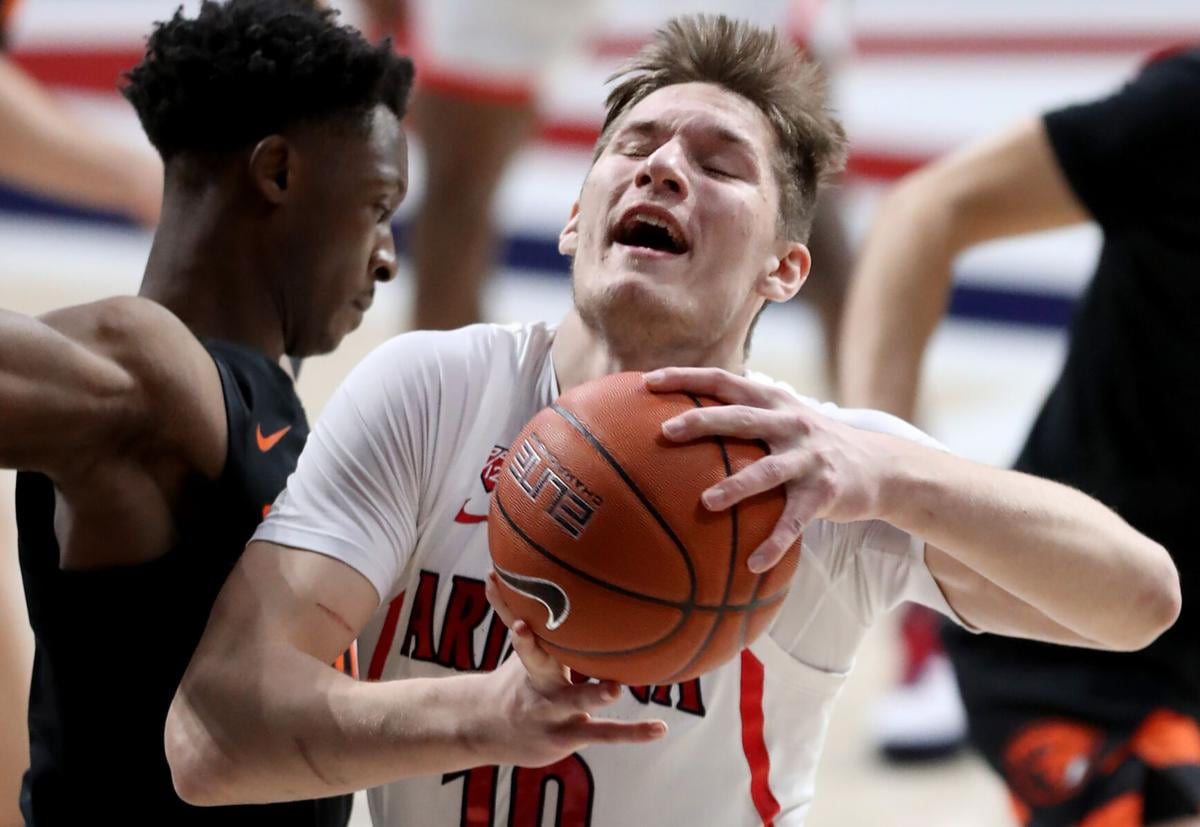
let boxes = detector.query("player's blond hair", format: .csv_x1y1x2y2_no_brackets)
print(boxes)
596,14,847,241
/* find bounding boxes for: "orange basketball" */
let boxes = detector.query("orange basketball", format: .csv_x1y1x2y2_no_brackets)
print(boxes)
488,371,799,686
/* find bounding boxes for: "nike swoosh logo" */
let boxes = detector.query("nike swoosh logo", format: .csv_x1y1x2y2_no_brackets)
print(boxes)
256,425,292,453
454,500,488,524
493,563,570,630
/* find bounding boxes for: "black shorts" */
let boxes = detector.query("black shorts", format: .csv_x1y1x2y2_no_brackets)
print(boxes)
993,709,1200,826
945,628,1200,826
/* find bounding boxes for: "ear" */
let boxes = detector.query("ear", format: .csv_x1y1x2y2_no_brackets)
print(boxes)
759,240,811,303
558,201,582,256
248,135,294,206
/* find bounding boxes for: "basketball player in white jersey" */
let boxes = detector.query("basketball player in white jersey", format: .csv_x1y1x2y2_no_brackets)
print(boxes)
167,16,1179,826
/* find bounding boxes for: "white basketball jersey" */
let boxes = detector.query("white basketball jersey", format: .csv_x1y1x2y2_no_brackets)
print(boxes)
255,322,961,827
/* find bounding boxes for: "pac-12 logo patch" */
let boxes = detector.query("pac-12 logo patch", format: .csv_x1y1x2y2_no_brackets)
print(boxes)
479,444,507,493
454,445,509,524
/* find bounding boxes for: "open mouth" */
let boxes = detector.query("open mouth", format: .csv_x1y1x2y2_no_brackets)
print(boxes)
611,209,689,255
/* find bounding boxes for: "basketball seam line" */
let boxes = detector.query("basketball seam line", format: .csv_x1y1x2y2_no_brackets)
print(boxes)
493,490,788,615
493,491,693,657
662,394,742,683
550,402,698,599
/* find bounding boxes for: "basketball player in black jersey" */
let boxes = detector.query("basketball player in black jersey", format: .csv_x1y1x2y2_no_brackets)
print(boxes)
0,1,412,823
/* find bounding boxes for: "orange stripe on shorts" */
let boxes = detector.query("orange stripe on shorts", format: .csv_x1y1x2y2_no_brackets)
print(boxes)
1131,708,1200,768
1078,792,1143,827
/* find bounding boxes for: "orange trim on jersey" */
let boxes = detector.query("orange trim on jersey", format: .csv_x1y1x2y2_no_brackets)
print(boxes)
334,641,360,679
1078,792,1143,827
1130,708,1200,769
739,650,781,826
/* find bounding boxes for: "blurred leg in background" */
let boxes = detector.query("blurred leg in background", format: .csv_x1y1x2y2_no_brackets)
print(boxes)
365,0,595,332
409,88,537,331
0,56,161,225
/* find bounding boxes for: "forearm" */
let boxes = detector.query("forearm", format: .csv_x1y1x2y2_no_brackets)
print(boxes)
0,58,160,222
878,437,1180,650
168,642,496,804
837,175,959,419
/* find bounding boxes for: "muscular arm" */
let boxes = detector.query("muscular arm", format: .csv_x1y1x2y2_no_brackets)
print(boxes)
649,369,1180,652
0,297,224,487
166,542,495,803
0,57,162,224
167,542,665,805
837,118,1089,419
0,307,139,472
876,440,1181,651
0,297,225,567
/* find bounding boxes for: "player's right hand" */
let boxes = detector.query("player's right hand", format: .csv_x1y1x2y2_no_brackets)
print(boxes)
480,573,667,767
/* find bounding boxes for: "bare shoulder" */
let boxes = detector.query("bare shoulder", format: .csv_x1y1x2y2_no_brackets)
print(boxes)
41,295,197,365
42,296,227,479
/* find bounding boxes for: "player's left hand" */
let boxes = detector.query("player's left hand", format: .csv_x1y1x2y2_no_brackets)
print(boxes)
646,367,890,573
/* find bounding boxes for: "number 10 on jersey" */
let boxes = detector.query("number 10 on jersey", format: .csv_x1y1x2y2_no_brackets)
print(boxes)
443,754,595,826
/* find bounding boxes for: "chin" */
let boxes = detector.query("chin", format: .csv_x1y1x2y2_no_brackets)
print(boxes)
576,278,700,352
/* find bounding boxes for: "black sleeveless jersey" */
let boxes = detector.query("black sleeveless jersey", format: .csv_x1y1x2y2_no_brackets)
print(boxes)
17,340,352,826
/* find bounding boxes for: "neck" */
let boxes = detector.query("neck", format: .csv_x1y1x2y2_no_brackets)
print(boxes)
138,184,286,360
552,310,746,393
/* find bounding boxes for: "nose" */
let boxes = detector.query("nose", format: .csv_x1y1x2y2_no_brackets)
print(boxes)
371,222,398,283
635,140,689,199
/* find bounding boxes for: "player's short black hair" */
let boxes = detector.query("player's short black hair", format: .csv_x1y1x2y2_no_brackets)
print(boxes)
122,0,414,160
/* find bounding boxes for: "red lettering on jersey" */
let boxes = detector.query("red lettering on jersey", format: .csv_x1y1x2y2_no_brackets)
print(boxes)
510,755,595,827
674,678,707,717
400,571,440,662
443,766,499,827
437,575,491,671
651,684,674,706
627,679,706,718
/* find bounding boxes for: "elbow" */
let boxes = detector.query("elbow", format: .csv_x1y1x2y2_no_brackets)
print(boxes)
165,692,238,806
1145,548,1183,643
1111,544,1182,652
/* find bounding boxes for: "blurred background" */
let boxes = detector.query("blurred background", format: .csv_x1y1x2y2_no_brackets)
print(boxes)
1,1,1198,825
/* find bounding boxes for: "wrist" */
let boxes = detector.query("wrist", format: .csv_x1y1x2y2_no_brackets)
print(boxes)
447,672,506,764
870,433,932,526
